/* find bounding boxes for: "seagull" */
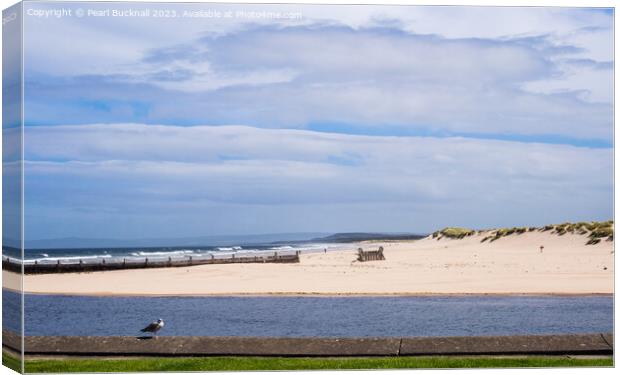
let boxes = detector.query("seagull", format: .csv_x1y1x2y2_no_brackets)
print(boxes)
141,318,164,338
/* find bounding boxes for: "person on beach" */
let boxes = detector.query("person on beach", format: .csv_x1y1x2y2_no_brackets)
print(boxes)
540,245,544,253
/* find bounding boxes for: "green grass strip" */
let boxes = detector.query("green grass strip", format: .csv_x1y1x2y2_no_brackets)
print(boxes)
2,351,22,373
2,352,611,373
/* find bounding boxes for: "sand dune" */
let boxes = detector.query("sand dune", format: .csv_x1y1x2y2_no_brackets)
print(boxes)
6,230,614,296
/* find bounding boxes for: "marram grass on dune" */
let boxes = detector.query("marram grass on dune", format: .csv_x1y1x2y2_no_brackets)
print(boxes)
432,220,613,244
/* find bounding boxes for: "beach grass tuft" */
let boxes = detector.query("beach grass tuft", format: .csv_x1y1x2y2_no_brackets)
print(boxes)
432,227,476,240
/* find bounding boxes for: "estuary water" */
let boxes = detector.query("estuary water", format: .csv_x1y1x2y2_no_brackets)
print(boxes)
2,291,613,337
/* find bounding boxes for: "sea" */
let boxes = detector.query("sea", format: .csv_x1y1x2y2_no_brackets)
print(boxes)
2,291,613,337
3,241,345,265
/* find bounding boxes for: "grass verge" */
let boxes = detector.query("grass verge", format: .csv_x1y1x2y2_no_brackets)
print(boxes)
2,351,22,373
3,352,612,372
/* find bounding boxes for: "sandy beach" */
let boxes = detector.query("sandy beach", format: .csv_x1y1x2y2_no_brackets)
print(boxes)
5,230,613,296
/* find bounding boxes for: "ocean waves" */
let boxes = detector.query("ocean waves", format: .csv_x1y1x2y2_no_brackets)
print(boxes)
13,242,344,264
216,246,243,251
130,250,195,257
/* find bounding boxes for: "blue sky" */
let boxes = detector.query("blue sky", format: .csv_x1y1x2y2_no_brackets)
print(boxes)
17,2,613,240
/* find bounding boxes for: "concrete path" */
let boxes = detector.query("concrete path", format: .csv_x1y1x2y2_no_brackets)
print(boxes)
2,331,613,357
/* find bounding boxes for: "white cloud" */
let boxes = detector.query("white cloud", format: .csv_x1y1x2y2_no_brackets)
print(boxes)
24,4,613,137
25,124,612,213
523,56,612,103
18,3,613,237
22,124,612,237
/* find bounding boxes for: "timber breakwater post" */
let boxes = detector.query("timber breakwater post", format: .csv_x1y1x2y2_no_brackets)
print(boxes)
357,247,386,262
2,251,300,275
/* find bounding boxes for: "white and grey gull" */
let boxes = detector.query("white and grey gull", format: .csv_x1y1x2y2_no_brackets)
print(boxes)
140,318,164,338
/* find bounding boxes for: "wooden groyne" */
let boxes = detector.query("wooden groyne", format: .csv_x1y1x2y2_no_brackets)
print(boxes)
2,252,300,274
357,247,385,262
2,331,613,357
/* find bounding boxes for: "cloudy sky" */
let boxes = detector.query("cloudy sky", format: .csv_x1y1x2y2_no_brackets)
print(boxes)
19,2,613,240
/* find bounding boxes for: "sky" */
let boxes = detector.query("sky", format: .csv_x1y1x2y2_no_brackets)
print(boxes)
16,2,614,240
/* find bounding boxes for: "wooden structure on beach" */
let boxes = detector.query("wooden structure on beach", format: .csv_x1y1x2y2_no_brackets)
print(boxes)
357,247,385,262
2,251,300,275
